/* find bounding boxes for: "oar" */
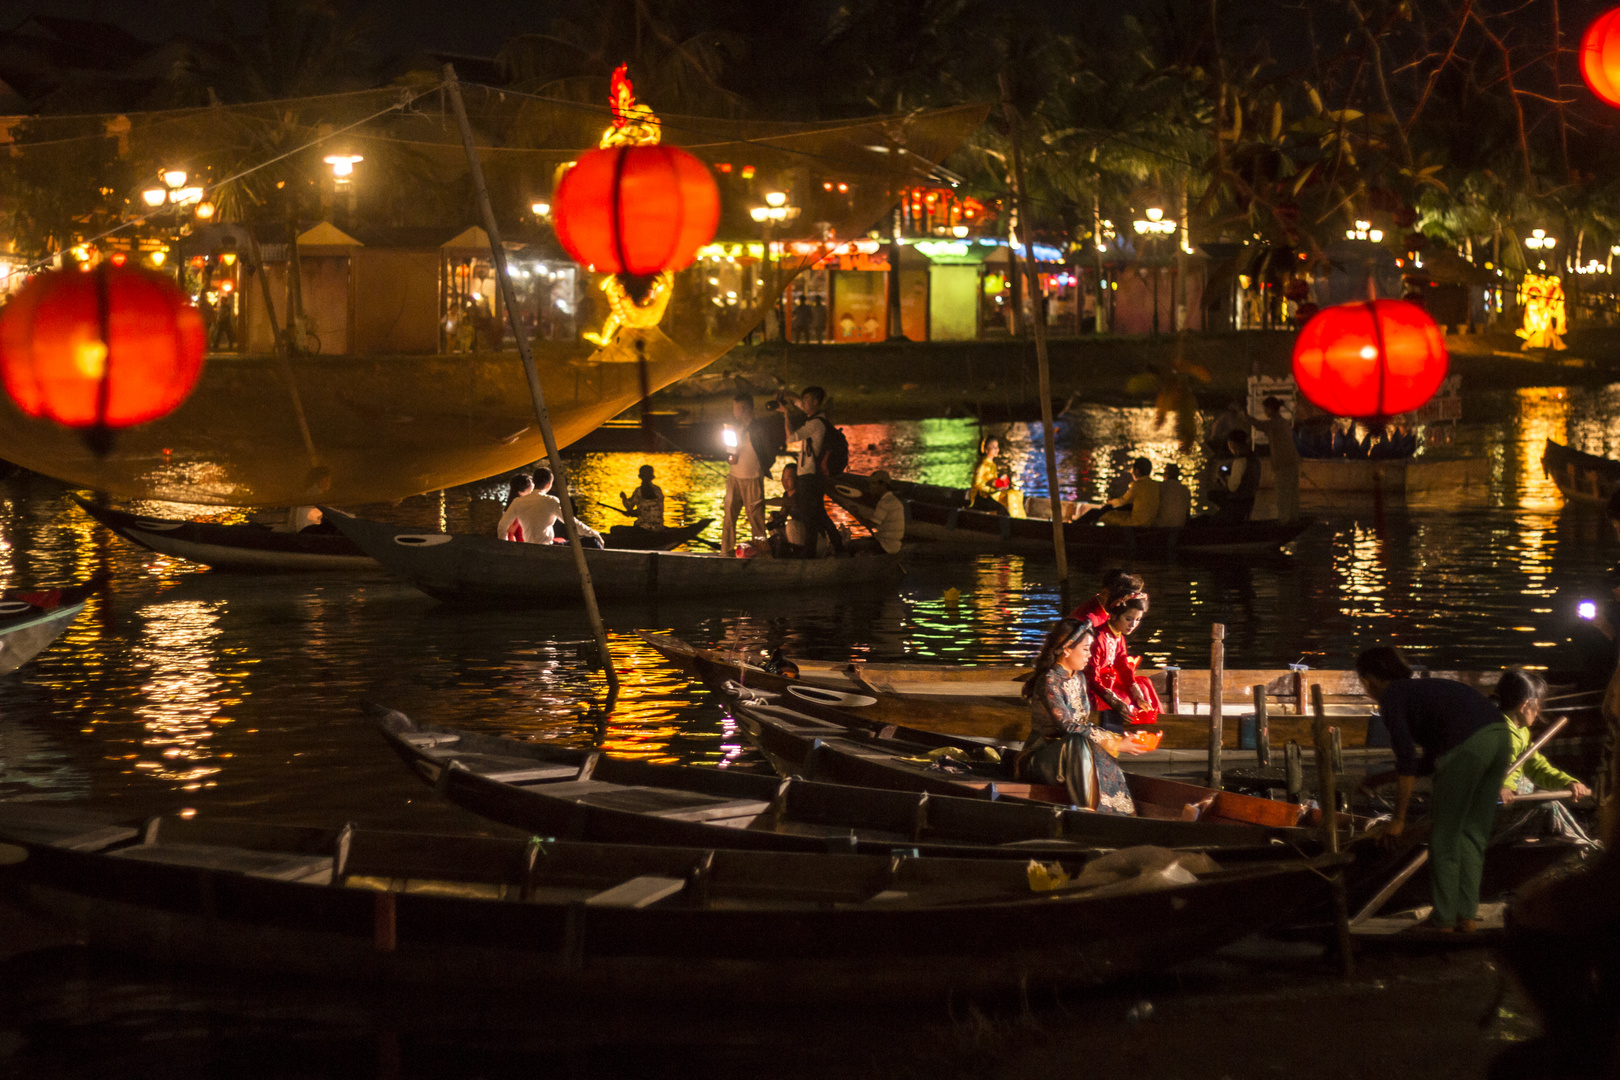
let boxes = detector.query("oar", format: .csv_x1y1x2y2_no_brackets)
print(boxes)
1352,716,1572,926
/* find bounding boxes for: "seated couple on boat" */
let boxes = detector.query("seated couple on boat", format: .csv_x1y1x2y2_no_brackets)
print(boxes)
1076,459,1191,529
1016,618,1161,816
497,469,604,548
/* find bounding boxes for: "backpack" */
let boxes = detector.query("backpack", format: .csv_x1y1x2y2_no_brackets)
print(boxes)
815,418,850,477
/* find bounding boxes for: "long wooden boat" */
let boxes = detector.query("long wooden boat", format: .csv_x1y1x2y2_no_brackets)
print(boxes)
323,510,904,606
1257,456,1491,495
831,473,1310,558
370,703,1310,855
1542,439,1620,505
74,496,375,572
0,802,1336,1001
708,673,1590,915
0,577,100,675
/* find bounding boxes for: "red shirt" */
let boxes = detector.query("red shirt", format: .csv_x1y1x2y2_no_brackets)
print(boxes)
1070,597,1109,628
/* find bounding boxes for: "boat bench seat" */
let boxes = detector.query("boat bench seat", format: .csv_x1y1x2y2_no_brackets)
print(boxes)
584,874,686,909
431,751,580,784
539,781,770,822
399,732,462,750
0,805,138,852
110,842,334,882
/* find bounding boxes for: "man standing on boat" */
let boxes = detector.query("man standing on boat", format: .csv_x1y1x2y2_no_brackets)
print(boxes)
1248,395,1299,523
722,394,778,556
1355,646,1514,932
775,386,843,557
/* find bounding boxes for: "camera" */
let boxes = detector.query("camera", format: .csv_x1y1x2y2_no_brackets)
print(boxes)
765,399,781,411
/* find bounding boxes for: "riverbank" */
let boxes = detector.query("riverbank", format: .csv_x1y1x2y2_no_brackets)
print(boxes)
652,329,1620,424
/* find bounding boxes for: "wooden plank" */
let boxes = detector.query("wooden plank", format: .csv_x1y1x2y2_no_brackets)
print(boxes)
481,763,579,784
111,843,334,881
647,799,772,822
1208,624,1225,788
584,874,686,908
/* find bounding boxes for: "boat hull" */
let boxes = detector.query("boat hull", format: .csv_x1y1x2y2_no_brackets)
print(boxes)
1260,456,1491,495
1543,438,1620,505
831,474,1309,557
74,497,374,572
325,511,904,606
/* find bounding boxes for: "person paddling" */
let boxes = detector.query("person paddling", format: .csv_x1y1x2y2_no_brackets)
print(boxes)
621,465,666,530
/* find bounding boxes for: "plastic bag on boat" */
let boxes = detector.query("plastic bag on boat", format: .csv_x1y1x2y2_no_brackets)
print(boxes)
1028,846,1218,898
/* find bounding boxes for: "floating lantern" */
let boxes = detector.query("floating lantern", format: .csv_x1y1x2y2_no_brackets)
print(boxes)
551,144,720,281
1291,299,1448,419
1581,8,1620,108
0,265,206,452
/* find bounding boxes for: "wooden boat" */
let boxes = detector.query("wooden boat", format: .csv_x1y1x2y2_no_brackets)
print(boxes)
0,577,100,675
1542,439,1620,505
1257,456,1490,495
323,510,905,606
371,703,1313,856
604,518,714,551
0,802,1336,1001
73,496,374,572
831,473,1310,558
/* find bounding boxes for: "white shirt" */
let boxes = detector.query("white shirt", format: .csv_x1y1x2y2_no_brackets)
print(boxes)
1155,480,1191,527
789,415,827,474
868,491,905,554
729,429,761,480
497,491,563,544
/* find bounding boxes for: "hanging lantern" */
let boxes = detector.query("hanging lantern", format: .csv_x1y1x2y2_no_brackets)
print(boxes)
0,265,206,453
1582,8,1620,108
1291,300,1448,419
551,144,720,284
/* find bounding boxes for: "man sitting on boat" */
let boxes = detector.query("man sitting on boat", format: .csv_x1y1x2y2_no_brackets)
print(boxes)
846,469,904,556
621,465,666,530
1155,464,1191,527
1097,457,1161,527
1497,669,1592,806
1016,618,1151,814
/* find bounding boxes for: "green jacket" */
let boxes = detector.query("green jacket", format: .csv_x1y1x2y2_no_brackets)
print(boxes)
1504,719,1577,792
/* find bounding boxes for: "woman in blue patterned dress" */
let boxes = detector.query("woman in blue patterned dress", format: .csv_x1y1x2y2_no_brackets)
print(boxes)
1016,618,1145,814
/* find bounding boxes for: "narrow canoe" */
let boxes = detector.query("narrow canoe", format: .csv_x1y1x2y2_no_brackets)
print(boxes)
73,496,374,572
831,473,1310,557
604,518,714,551
322,509,905,606
0,577,100,675
1255,456,1491,495
1543,439,1620,505
0,802,1336,1001
370,703,1316,856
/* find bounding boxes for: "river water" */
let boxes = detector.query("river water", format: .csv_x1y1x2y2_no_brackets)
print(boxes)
0,384,1613,1075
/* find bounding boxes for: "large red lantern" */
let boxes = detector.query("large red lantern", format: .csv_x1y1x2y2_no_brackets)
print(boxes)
1291,300,1448,419
551,145,720,279
0,264,206,451
1581,8,1620,108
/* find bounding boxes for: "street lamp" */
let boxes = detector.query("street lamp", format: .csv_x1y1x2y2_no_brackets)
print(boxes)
531,201,551,218
749,191,799,339
139,169,206,278
1132,207,1177,334
1525,229,1557,271
1345,219,1385,243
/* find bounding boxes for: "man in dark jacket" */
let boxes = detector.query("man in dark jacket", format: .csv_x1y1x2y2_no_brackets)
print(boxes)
1208,430,1260,524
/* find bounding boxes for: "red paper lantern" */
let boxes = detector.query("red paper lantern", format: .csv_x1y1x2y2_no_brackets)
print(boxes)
551,145,720,277
1291,300,1448,419
1582,8,1620,108
0,264,206,448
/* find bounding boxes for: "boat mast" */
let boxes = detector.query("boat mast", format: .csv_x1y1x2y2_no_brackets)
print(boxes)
443,65,620,702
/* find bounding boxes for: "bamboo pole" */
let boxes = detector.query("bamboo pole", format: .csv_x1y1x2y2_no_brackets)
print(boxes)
1312,683,1355,977
443,65,618,701
1208,623,1225,787
1252,684,1271,768
246,232,320,473
999,73,1069,611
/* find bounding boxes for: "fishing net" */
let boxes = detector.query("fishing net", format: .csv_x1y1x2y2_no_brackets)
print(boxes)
0,81,989,505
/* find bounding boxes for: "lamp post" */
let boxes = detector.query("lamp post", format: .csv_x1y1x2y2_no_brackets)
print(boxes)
140,169,205,283
750,191,798,340
1524,228,1557,271
1343,219,1386,301
324,154,363,219
1132,206,1176,334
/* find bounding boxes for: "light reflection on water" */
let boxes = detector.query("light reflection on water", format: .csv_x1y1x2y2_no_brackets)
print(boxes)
0,389,1615,813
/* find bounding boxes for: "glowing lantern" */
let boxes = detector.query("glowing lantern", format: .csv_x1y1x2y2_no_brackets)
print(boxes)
0,265,206,452
1581,8,1620,108
1291,300,1448,419
551,145,719,281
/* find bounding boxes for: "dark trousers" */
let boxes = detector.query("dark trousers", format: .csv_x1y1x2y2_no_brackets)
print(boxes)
794,472,842,556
